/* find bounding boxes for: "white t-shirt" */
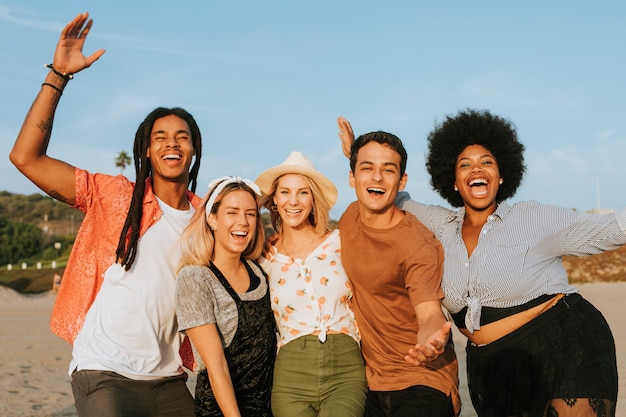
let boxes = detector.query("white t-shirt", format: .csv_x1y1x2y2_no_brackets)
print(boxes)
70,198,194,379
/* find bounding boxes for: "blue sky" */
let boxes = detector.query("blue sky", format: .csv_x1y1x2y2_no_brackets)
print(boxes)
1,1,624,218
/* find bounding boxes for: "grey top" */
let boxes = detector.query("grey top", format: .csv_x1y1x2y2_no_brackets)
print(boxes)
176,259,269,368
397,192,626,333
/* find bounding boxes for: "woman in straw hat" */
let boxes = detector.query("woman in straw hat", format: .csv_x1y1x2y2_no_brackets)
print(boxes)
175,177,275,417
256,151,367,417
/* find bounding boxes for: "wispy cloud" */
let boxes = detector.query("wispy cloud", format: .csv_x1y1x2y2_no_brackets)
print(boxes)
0,6,212,59
0,6,63,32
594,127,619,142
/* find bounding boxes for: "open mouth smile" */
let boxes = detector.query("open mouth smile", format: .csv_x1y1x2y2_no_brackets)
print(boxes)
367,187,386,195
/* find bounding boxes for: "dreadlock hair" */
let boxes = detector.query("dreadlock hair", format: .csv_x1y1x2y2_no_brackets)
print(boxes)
426,109,526,208
116,107,203,270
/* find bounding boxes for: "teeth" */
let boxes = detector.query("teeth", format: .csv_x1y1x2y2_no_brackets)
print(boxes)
286,210,301,214
367,187,385,194
232,231,248,236
469,178,487,186
163,154,181,160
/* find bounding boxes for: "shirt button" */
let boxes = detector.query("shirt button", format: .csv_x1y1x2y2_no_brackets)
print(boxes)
464,262,469,267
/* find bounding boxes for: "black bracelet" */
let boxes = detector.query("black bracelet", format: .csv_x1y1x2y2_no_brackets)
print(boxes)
41,82,63,95
45,63,74,80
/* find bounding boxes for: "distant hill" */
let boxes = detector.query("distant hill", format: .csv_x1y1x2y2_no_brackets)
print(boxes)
0,190,84,236
563,245,626,283
0,191,81,292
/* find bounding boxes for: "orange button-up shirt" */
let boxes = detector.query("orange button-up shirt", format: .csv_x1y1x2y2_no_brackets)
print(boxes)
50,168,201,349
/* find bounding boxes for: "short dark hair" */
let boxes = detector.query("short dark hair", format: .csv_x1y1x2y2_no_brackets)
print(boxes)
426,109,525,208
350,130,408,175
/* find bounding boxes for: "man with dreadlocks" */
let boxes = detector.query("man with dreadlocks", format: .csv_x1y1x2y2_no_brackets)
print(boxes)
10,13,202,417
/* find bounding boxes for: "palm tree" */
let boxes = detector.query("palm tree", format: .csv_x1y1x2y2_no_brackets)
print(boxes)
115,150,131,175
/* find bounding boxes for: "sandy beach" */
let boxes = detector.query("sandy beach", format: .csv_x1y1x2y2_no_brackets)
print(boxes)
1,282,624,417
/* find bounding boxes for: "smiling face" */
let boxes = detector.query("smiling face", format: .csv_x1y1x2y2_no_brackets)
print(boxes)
455,144,502,213
146,114,195,187
208,189,259,258
273,174,314,231
349,141,407,215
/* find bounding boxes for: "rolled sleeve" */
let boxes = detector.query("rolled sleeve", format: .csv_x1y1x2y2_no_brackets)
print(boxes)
617,207,626,234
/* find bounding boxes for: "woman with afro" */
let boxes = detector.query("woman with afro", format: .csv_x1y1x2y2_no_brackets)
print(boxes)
338,110,626,417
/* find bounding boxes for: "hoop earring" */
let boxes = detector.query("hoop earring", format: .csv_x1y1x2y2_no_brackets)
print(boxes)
271,205,278,213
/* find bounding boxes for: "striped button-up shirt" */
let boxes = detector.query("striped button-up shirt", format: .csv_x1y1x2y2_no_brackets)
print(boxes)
397,192,626,333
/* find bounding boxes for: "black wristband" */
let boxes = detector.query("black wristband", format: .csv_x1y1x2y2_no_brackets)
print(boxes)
45,63,74,80
41,82,63,95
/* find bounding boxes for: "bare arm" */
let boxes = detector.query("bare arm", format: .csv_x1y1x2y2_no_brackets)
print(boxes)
185,324,242,417
404,300,451,366
9,12,105,205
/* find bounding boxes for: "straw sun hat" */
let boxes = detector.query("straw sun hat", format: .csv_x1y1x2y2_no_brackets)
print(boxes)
255,151,338,208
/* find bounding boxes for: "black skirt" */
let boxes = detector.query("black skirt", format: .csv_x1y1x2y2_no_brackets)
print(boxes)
465,293,617,417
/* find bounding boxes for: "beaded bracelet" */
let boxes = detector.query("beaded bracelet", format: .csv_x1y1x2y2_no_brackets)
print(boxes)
41,82,63,95
45,63,74,80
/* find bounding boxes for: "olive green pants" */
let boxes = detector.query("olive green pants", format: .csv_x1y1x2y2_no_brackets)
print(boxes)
271,334,368,417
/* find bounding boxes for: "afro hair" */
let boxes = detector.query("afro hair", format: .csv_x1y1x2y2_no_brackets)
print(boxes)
426,109,526,208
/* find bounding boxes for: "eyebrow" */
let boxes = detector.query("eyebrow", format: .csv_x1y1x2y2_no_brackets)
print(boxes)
223,205,258,211
277,186,311,191
457,154,495,162
151,129,191,136
358,160,399,168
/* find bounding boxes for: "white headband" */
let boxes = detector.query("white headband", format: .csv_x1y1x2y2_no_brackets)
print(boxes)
205,176,262,219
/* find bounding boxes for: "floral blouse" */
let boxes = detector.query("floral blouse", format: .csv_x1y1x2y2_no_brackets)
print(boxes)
260,229,360,348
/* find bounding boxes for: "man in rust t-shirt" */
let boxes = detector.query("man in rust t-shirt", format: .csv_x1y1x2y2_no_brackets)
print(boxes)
338,130,460,417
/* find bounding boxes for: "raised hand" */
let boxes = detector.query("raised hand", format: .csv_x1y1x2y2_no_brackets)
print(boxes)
52,12,105,76
337,116,355,158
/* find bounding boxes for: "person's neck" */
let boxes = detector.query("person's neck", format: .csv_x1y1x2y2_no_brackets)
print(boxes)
278,224,319,259
212,250,249,293
281,224,317,242
212,250,243,275
358,203,404,229
152,179,190,210
463,203,497,227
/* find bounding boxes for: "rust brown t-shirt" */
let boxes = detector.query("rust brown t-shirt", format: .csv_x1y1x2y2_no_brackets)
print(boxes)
339,201,460,413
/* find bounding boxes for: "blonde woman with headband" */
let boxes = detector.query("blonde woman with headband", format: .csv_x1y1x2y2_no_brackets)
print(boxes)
256,152,367,417
175,176,275,417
